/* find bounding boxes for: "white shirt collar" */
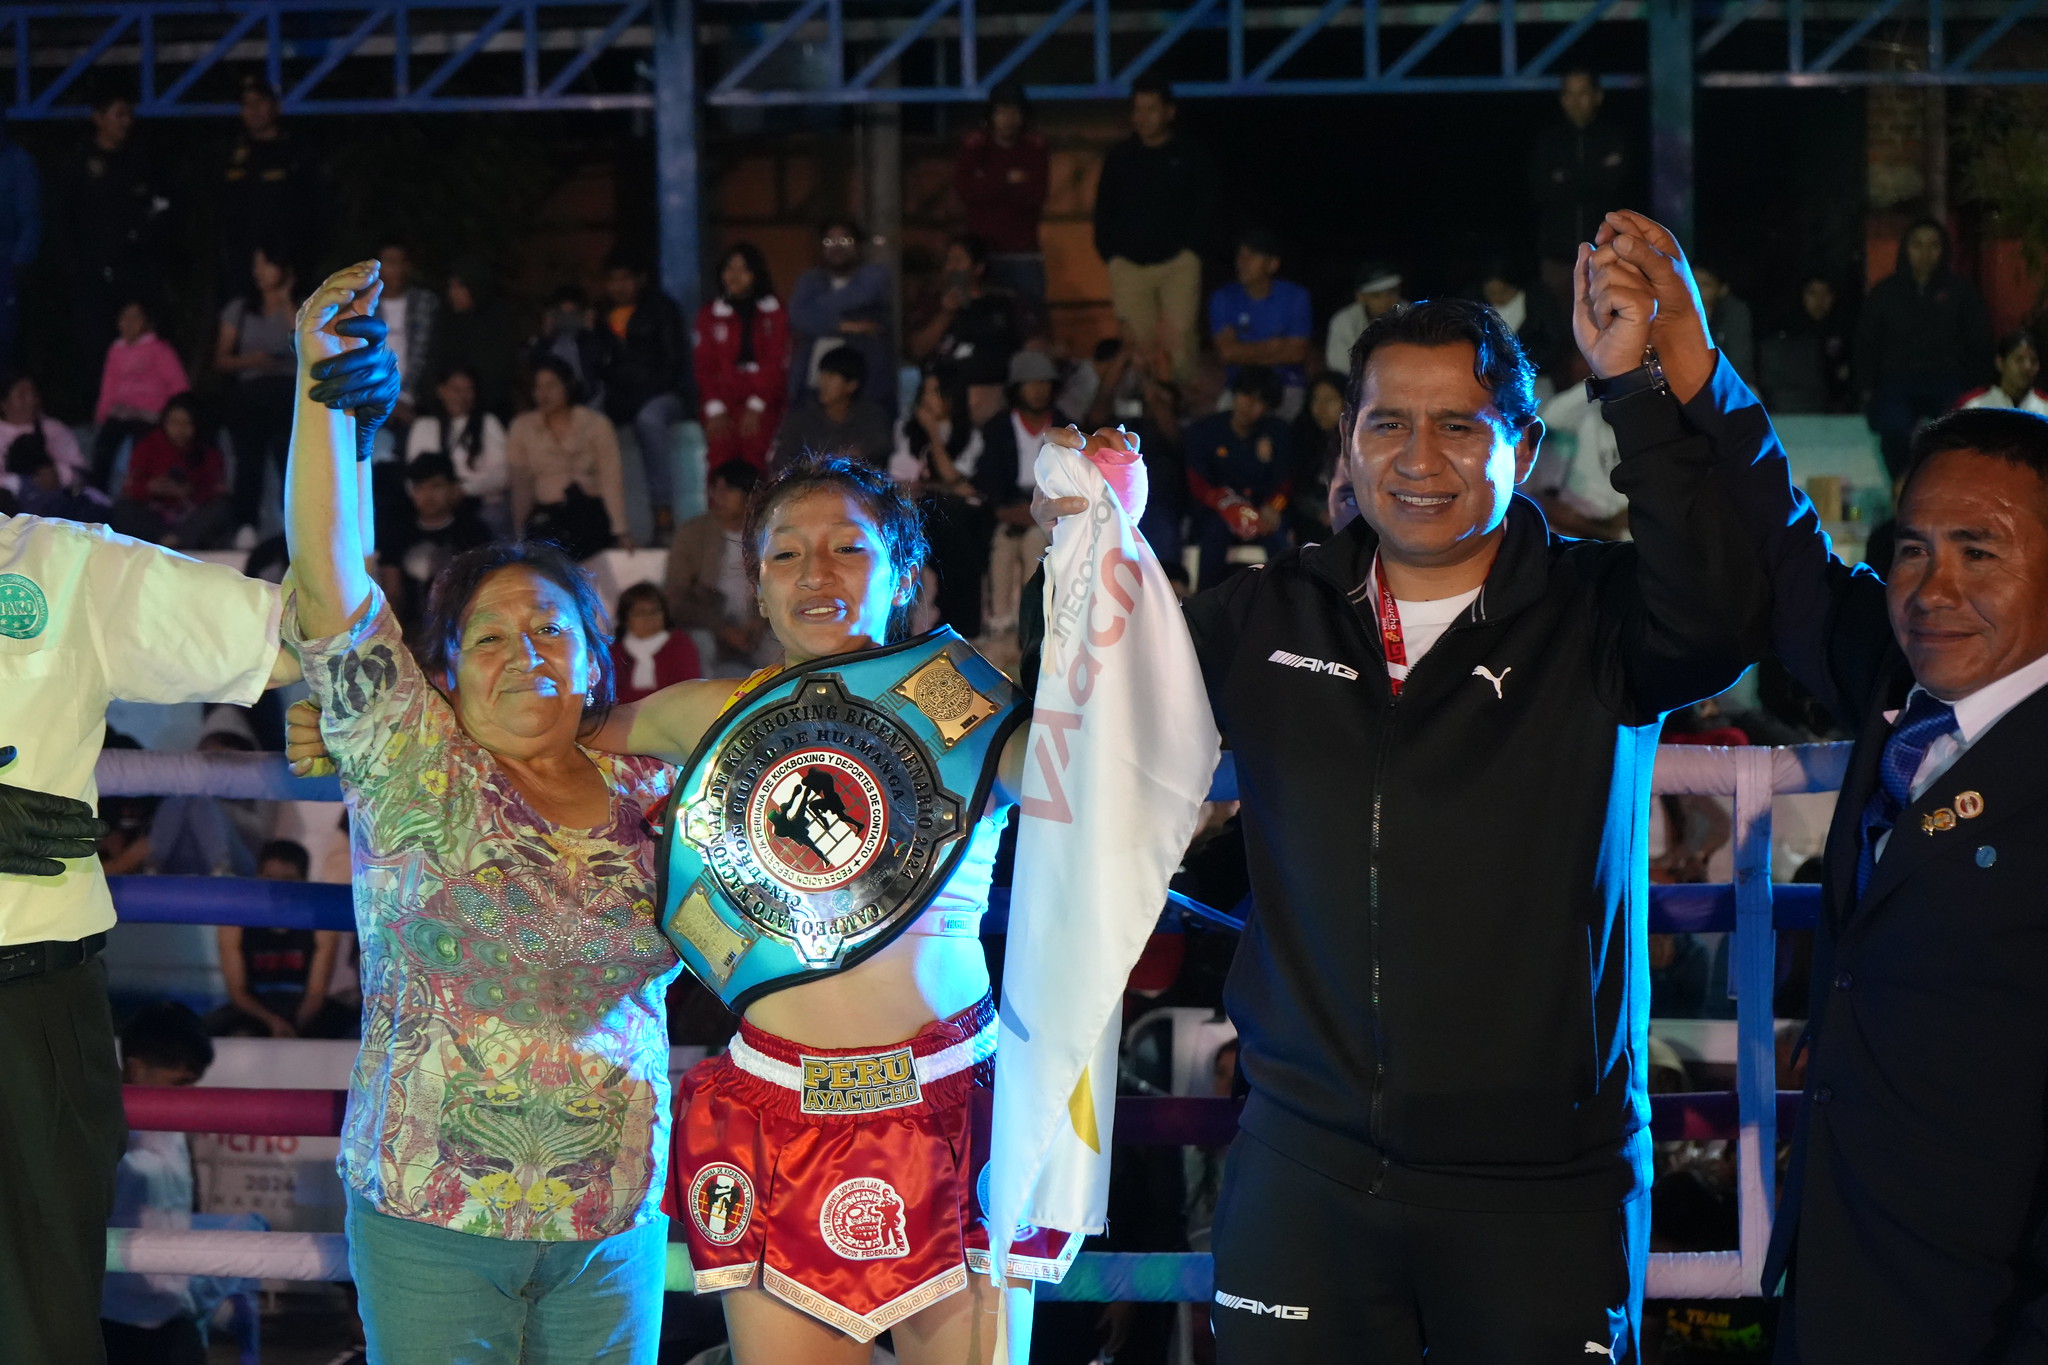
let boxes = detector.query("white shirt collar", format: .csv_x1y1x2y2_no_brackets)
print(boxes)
1896,648,2048,741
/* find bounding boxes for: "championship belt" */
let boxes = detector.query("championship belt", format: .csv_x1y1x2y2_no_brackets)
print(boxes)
657,628,1025,1011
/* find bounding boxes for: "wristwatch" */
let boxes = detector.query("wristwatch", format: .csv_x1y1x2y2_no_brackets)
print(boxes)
1585,350,1670,405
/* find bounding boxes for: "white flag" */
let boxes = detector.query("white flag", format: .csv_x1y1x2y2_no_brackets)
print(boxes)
985,440,1222,1279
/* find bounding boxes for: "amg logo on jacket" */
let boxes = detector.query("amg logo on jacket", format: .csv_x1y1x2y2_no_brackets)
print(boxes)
1267,649,1359,680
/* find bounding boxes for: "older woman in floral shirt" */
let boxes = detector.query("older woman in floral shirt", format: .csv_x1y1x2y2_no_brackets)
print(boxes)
286,261,676,1363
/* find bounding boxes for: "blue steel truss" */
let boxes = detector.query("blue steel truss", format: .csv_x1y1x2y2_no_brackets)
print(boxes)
0,2,660,118
0,2,2038,125
701,0,2048,105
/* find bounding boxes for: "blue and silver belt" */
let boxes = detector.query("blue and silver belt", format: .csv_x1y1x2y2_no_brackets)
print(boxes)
656,628,1024,1011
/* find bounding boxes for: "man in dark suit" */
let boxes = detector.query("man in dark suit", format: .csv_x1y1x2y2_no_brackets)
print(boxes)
1589,208,2048,1363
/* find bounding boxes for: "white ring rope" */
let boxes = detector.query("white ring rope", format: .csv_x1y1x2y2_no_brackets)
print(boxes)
101,742,1849,1297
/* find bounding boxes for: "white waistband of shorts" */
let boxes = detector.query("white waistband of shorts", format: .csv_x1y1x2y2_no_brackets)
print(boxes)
727,1015,998,1094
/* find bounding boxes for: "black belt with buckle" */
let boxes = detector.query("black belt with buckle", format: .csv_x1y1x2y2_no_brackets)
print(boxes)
0,932,108,985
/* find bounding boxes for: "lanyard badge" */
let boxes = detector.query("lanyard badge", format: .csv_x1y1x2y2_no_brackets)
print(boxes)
1372,553,1407,696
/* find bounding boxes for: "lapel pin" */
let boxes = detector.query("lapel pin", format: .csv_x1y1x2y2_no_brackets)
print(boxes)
1922,808,1958,835
1955,791,1985,820
1977,846,1998,868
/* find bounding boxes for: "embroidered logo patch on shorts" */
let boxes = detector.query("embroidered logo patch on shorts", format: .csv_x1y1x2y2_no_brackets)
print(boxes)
688,1163,755,1246
819,1177,911,1260
799,1045,922,1114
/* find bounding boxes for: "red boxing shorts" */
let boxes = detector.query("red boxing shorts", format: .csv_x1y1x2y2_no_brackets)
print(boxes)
666,997,1082,1341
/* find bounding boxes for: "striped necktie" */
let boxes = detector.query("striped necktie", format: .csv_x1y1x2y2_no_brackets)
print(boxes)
1856,691,1959,897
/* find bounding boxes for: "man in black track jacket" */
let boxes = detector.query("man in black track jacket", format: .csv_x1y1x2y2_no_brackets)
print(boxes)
1037,288,1766,1361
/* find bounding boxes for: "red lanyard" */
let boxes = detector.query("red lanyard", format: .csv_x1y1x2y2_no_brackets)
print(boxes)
1372,553,1407,695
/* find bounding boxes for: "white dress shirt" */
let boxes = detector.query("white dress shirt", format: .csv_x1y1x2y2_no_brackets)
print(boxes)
1873,648,2048,860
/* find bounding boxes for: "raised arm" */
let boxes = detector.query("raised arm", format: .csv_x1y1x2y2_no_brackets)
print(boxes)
1597,211,1895,726
1571,236,1769,720
285,263,383,639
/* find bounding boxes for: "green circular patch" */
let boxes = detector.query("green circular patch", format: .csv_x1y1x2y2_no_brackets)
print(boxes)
0,574,48,640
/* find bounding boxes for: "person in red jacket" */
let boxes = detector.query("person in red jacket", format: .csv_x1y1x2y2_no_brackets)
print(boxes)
610,581,704,704
952,81,1050,334
693,243,790,472
110,393,236,549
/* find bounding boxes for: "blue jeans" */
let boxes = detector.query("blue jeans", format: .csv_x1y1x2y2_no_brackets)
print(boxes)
987,252,1047,333
345,1191,667,1365
1196,512,1289,593
630,392,689,513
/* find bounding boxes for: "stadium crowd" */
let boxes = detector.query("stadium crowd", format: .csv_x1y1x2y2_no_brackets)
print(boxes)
1,65,2035,1365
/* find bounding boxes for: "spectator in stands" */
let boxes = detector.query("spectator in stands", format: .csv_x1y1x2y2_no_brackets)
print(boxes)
217,76,319,296
0,372,85,490
1529,379,1630,540
978,348,1068,648
406,365,509,534
771,343,893,469
1858,217,1994,478
693,242,788,472
206,840,346,1040
890,369,987,493
1185,364,1293,590
373,238,437,434
509,355,631,558
1288,372,1344,543
3,430,107,522
891,370,991,635
788,216,897,414
1476,258,1570,387
1210,228,1312,419
0,115,39,371
1527,68,1633,313
1082,332,1189,567
610,582,702,704
1957,328,2048,415
56,83,169,417
94,731,156,877
598,251,690,539
912,233,1023,423
111,394,233,550
1093,76,1218,386
89,300,189,488
99,1002,226,1365
1694,261,1755,382
665,458,778,676
1324,261,1406,376
379,453,492,635
1759,273,1856,414
217,243,301,536
527,283,613,415
1647,926,1711,1020
149,715,273,880
430,255,519,419
953,80,1050,333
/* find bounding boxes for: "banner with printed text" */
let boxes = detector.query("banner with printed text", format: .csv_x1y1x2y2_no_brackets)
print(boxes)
984,440,1221,1279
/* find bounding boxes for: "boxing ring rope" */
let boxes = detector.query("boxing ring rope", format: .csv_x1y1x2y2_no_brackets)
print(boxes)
98,743,1851,1301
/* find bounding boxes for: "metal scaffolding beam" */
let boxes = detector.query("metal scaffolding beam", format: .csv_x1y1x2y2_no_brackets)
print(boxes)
0,3,2034,123
695,0,2048,104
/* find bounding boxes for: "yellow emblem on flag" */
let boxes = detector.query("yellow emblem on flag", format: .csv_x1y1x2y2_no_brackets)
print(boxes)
1068,1066,1101,1153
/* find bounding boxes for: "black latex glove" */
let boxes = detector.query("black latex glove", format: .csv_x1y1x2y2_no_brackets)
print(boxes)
0,745,103,877
307,314,402,463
